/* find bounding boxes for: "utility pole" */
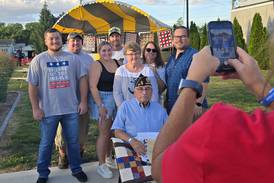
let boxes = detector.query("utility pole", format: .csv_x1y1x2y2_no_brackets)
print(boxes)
186,0,189,29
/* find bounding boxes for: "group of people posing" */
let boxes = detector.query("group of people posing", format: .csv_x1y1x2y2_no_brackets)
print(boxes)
27,24,274,183
27,25,202,183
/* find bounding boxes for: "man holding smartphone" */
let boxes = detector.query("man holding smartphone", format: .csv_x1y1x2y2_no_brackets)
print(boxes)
165,26,209,119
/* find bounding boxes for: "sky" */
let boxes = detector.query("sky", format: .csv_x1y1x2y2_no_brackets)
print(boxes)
0,0,232,26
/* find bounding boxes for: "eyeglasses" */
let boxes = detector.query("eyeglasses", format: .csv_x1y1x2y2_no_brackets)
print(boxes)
173,35,188,40
146,48,157,53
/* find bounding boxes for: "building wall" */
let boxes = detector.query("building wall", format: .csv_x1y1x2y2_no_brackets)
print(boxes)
0,45,14,55
231,1,274,44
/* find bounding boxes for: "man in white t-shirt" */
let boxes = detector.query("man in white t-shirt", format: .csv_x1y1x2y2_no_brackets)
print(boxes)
108,27,126,65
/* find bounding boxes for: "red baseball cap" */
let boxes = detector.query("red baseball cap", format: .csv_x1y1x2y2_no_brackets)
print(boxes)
162,103,274,183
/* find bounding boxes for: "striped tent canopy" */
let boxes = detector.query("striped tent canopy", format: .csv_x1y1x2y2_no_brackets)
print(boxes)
53,0,171,34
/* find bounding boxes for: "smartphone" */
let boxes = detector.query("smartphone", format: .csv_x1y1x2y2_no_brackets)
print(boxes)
208,21,237,72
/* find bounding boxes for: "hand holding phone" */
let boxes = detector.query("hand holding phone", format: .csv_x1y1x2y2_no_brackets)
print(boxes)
208,21,237,72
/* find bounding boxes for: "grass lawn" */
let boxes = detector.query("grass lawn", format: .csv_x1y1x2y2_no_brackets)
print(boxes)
0,68,273,173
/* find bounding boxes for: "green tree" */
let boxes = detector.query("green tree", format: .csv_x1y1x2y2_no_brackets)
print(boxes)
25,22,44,53
259,27,270,69
200,23,208,48
39,1,56,31
25,1,57,53
13,29,31,44
175,17,184,26
173,17,184,30
248,13,269,69
233,17,247,51
0,23,23,40
189,21,200,50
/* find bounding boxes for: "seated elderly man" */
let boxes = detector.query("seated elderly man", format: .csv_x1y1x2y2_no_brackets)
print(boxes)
111,74,168,155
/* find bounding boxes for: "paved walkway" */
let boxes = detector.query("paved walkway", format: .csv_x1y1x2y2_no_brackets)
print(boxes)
0,162,119,183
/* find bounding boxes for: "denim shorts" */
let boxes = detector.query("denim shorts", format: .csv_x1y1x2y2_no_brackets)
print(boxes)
89,91,116,120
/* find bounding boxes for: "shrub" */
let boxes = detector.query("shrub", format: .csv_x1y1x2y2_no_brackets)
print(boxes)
0,52,15,102
200,23,208,49
248,13,269,70
233,17,247,51
189,21,200,50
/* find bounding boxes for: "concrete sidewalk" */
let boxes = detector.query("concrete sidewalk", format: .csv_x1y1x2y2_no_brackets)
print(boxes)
0,162,119,183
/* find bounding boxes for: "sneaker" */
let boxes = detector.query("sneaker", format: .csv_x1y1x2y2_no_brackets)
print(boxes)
58,155,68,169
36,177,48,183
106,156,117,169
72,171,88,182
96,163,113,179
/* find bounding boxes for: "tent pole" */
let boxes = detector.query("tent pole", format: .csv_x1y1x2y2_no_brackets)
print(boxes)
186,0,189,29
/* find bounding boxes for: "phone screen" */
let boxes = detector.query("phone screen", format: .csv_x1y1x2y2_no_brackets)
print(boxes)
210,29,236,61
208,21,237,72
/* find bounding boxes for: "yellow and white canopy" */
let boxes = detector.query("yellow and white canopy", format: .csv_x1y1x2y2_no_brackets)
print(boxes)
53,0,170,34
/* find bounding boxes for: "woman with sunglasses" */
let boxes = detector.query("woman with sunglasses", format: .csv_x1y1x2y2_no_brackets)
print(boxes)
142,41,166,94
89,41,119,179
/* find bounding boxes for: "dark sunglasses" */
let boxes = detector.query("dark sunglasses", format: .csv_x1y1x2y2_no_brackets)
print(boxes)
146,48,157,53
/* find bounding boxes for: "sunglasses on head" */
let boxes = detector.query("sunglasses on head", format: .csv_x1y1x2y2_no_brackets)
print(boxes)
146,48,157,53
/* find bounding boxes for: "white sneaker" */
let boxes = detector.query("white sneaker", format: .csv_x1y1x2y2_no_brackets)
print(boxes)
96,163,113,179
106,156,117,169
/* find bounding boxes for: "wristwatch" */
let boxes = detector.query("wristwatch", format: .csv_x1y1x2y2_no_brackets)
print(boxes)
178,79,203,98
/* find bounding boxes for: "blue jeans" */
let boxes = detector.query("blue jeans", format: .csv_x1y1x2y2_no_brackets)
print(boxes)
37,113,82,178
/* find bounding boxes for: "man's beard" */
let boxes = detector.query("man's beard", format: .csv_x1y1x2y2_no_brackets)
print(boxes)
50,45,62,52
113,41,121,48
73,47,81,54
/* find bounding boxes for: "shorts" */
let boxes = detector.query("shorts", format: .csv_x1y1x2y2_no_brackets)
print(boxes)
89,91,116,121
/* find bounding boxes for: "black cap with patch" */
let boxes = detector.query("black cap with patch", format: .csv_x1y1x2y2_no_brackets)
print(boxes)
134,74,152,88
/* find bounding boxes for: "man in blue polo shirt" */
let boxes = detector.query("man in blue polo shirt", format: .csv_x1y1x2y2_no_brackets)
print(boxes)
165,26,209,118
111,74,168,155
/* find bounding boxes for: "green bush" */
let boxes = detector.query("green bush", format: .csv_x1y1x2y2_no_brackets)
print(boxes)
233,17,247,51
0,52,14,102
248,13,269,70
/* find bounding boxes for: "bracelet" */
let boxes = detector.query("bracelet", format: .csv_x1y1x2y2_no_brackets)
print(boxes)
260,88,274,107
128,137,134,143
